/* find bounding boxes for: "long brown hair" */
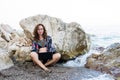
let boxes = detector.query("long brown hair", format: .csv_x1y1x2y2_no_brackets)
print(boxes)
33,24,47,41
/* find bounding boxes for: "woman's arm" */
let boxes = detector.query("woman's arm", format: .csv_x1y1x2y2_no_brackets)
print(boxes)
31,41,38,52
47,36,56,52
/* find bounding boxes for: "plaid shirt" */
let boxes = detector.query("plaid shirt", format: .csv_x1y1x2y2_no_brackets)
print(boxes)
31,36,56,53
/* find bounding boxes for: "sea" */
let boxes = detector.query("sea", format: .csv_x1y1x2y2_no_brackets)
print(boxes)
63,32,120,80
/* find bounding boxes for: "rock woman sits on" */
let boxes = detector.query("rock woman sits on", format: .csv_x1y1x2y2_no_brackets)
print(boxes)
30,24,61,72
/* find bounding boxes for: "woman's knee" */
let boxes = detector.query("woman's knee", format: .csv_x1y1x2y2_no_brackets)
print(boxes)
30,52,37,58
57,53,61,59
53,53,61,60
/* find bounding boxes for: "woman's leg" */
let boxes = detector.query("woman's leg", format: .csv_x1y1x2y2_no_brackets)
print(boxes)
30,52,50,71
44,53,61,66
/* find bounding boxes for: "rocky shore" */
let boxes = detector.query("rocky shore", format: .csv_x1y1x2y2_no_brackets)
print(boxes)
0,14,119,80
85,43,120,80
0,62,114,80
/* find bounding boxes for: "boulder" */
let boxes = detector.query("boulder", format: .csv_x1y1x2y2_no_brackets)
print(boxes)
102,43,120,68
8,37,32,63
0,24,20,42
0,37,7,48
0,24,32,69
19,14,90,60
0,49,13,71
11,46,32,63
85,43,120,78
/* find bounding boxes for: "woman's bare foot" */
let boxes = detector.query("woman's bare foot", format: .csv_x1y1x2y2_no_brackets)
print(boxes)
44,69,52,73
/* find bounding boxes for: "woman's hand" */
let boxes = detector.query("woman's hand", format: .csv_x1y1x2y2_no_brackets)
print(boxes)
39,47,47,53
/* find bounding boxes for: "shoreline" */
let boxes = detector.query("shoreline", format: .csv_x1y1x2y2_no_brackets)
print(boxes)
0,62,114,80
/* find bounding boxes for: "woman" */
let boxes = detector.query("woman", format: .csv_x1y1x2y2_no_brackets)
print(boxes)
30,24,61,72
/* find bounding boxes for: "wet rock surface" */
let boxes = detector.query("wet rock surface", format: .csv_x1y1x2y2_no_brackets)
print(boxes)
85,43,120,80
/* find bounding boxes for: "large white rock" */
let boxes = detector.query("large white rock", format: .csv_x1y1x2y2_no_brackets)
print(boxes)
20,14,90,60
0,24,31,69
0,49,13,71
0,37,7,48
11,46,32,63
0,24,20,42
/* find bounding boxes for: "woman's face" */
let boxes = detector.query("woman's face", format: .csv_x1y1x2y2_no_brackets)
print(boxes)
37,25,44,36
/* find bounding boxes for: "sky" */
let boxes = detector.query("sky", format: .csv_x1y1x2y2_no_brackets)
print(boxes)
0,0,120,34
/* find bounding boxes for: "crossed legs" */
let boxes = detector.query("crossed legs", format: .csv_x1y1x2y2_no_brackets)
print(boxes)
44,53,61,66
30,52,61,71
